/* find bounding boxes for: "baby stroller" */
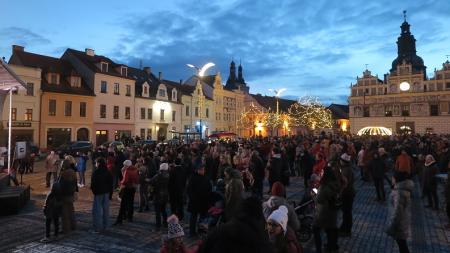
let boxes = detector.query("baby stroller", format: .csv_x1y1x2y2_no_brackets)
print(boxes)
198,180,225,237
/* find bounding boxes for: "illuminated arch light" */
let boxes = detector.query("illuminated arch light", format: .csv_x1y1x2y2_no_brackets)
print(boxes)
357,126,392,136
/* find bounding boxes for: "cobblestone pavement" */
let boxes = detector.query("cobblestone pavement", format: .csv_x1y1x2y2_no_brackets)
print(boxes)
1,161,449,253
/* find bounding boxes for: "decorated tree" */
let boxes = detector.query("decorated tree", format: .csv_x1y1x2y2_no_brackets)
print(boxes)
237,103,265,136
288,96,332,130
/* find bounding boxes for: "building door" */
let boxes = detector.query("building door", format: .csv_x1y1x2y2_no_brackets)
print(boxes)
77,128,89,141
157,125,167,141
96,130,108,146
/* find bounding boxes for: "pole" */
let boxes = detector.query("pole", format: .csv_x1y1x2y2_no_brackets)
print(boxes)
8,88,12,175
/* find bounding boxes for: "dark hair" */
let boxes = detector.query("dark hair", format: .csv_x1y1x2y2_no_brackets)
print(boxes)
320,167,337,185
95,157,107,169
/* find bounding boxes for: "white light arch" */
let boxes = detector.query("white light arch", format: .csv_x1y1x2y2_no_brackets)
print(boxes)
357,126,392,136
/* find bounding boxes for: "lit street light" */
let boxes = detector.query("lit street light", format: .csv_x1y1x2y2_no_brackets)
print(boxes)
268,88,287,114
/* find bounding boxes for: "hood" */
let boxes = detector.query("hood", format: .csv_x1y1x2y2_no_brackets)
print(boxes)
396,179,414,193
267,196,287,209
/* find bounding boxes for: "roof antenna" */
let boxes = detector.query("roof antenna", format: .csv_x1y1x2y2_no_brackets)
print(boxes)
403,10,407,22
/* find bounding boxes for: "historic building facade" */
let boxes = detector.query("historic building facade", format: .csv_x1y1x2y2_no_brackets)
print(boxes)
63,49,135,145
8,46,95,149
349,16,450,135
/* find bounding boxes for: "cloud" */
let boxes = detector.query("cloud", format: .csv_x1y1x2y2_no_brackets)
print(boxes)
0,26,51,46
99,0,450,105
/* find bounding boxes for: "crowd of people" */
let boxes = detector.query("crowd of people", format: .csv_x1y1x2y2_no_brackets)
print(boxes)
39,133,450,253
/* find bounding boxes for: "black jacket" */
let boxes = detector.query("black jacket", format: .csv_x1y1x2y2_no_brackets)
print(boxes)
150,170,170,203
91,166,113,196
187,173,212,213
169,165,186,200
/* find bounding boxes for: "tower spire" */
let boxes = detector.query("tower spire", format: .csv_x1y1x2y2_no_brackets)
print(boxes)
403,10,407,22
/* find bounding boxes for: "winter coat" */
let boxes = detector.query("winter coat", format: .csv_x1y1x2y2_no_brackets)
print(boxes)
262,196,300,231
43,185,62,218
313,181,340,229
272,227,303,253
150,170,170,203
268,155,283,184
120,165,139,189
385,179,413,240
250,155,265,182
45,154,59,173
225,170,244,221
369,157,386,179
75,155,88,172
187,173,212,214
59,168,78,197
91,165,113,196
395,154,413,174
169,165,187,201
422,162,439,191
340,163,355,196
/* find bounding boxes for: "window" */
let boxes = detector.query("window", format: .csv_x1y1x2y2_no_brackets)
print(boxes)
172,111,176,122
195,107,199,117
65,101,72,116
148,108,153,120
71,77,81,87
114,106,119,119
159,89,166,97
430,104,439,116
11,108,17,121
121,67,127,77
363,106,370,117
160,109,165,121
126,85,131,96
51,74,58,84
49,100,56,116
26,83,34,96
101,62,108,72
125,107,130,119
147,128,152,138
80,102,86,117
143,86,148,95
385,105,392,117
446,82,450,89
401,105,409,116
25,109,32,121
140,108,145,119
206,108,209,118
186,106,190,116
100,104,106,118
114,83,120,95
172,90,177,100
100,81,107,93
140,128,145,138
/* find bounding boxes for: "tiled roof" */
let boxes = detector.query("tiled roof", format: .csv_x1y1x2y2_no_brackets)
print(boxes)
65,49,135,80
9,50,94,96
166,79,214,100
327,104,349,119
250,94,297,112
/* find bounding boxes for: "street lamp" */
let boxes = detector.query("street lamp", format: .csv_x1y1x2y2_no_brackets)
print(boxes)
268,88,287,114
186,62,215,139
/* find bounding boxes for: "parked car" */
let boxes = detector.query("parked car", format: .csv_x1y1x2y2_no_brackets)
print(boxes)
57,141,93,155
102,141,125,151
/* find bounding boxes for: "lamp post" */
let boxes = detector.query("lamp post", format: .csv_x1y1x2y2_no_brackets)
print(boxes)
186,63,215,139
268,88,286,136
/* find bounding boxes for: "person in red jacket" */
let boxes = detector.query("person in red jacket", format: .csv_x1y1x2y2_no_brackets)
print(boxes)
395,149,413,175
114,160,139,225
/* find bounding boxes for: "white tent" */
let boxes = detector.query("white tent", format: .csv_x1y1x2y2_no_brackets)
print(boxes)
0,59,26,174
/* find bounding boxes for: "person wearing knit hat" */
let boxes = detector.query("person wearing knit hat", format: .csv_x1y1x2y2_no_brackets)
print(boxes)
267,206,303,253
263,182,300,231
160,215,192,253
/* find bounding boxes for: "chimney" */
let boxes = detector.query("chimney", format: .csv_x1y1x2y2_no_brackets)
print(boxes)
12,45,24,53
158,71,162,81
179,79,183,85
143,66,151,75
85,48,95,56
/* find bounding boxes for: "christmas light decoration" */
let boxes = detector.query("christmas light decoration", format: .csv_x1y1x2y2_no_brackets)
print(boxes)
288,96,333,130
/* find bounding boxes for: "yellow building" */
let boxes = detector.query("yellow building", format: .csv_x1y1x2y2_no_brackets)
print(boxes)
1,46,41,146
8,46,95,150
349,17,450,135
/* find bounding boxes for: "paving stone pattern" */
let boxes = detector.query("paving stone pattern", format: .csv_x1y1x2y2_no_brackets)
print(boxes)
0,161,449,253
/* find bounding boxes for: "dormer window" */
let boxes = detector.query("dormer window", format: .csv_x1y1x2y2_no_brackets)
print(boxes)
159,89,166,97
172,90,177,101
70,76,81,88
50,73,58,84
121,67,127,76
143,86,148,95
101,62,108,72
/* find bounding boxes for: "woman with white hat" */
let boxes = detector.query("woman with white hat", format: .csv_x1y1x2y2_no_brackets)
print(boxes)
266,205,303,253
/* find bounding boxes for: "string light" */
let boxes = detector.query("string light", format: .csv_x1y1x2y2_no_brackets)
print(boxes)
288,96,333,130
